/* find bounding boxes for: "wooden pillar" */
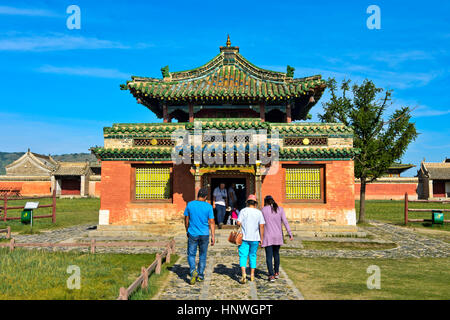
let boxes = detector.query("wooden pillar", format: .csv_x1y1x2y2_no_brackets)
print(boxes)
259,101,265,122
189,102,194,122
163,103,169,123
404,192,408,225
286,102,292,123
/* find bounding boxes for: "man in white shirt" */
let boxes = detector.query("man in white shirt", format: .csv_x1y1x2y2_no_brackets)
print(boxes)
237,194,265,283
212,183,228,229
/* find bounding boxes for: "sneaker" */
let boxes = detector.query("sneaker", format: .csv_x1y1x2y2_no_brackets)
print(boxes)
190,271,198,285
274,272,279,279
239,275,247,284
268,276,275,282
196,276,204,283
218,223,223,229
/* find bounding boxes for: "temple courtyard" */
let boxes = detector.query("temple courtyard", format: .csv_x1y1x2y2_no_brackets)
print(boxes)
1,198,449,300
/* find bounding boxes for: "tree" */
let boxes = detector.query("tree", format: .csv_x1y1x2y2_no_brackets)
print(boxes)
319,78,418,223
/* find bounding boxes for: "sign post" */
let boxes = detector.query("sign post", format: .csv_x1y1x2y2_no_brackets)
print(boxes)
21,202,39,233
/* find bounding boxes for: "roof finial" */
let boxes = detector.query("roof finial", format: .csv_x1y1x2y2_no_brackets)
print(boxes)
226,34,231,47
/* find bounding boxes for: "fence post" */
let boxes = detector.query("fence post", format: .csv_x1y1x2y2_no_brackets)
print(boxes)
156,253,162,275
166,244,171,264
6,226,11,239
52,189,56,223
118,287,128,300
9,238,14,252
141,267,148,290
90,239,96,254
3,193,7,222
404,192,408,225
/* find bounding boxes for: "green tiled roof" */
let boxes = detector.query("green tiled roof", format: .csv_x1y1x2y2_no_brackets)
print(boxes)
120,39,326,121
103,121,352,138
91,146,358,161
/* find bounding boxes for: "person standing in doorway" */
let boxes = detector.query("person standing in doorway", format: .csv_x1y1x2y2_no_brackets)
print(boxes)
261,195,293,282
226,183,237,224
237,194,265,284
184,188,215,285
212,183,228,229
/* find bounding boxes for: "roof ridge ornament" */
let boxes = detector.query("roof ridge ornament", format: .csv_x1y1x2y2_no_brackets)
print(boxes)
226,34,231,47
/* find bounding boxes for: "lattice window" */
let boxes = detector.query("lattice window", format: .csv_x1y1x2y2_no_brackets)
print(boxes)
284,137,327,146
285,167,322,201
134,138,175,146
135,167,171,200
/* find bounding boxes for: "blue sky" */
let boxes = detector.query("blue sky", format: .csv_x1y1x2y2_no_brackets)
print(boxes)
0,0,449,176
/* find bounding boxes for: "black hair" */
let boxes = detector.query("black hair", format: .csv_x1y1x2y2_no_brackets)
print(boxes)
264,195,279,213
246,200,257,207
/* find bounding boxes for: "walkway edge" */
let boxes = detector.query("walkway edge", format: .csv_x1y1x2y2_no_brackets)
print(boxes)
279,266,305,300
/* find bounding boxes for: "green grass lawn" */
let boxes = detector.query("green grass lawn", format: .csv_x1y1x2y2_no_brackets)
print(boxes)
282,256,450,300
0,248,177,300
0,198,99,233
356,200,450,232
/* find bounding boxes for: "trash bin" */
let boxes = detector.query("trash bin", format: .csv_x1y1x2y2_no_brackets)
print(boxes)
432,210,444,225
21,209,32,224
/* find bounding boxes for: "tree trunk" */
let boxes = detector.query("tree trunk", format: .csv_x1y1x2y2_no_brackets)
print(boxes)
358,179,367,223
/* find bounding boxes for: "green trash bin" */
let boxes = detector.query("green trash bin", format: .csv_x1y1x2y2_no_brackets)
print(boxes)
432,210,444,225
21,209,32,224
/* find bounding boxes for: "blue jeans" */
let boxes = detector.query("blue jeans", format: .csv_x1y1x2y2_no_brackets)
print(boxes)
216,204,226,224
187,233,209,279
239,240,259,269
264,245,280,276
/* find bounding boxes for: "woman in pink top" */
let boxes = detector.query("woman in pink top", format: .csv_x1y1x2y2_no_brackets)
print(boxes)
261,195,293,282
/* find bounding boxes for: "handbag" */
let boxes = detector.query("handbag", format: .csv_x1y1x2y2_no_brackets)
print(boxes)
228,226,243,245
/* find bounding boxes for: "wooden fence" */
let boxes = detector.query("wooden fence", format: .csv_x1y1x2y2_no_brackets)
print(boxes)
117,239,176,300
404,192,450,225
0,226,11,239
0,189,57,223
0,239,173,253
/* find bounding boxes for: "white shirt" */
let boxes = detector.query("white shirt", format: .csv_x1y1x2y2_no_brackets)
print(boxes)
238,207,265,241
213,187,227,206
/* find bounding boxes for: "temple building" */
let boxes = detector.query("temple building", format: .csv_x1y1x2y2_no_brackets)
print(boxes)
91,37,359,233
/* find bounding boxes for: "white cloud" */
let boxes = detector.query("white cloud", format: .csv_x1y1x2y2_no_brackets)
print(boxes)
0,5,58,17
0,34,129,51
37,65,131,79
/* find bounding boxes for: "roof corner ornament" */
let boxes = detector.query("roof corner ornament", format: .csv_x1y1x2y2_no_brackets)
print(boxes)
161,65,170,78
286,65,295,77
226,34,231,47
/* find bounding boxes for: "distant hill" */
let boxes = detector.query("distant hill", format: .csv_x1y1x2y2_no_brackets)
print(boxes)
0,152,97,175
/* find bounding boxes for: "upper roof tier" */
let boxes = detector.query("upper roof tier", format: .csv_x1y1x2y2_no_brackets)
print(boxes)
120,36,327,121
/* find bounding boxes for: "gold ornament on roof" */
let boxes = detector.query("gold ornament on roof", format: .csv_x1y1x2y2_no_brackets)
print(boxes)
303,138,310,145
226,34,231,47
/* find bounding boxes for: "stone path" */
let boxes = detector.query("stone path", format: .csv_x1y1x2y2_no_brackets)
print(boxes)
155,240,304,300
4,220,449,300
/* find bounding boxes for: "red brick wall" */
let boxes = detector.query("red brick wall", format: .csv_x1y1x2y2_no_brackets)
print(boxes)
100,162,194,225
354,182,418,200
100,160,357,227
262,160,356,227
0,181,51,196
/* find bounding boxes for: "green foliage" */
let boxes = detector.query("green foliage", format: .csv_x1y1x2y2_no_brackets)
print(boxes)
320,78,418,181
319,78,418,222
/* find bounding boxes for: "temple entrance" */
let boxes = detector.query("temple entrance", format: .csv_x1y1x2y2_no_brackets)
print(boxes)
201,171,255,225
210,177,247,210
